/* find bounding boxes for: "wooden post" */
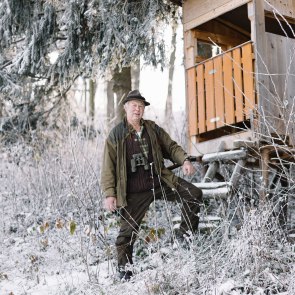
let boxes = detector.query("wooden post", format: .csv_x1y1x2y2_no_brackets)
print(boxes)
248,0,271,202
184,30,198,138
248,0,269,134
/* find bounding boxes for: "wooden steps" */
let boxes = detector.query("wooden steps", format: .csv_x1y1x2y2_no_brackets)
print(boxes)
192,147,249,229
169,146,251,232
192,147,248,200
194,182,231,199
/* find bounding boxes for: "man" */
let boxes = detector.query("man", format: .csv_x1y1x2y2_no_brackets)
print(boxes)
101,90,203,281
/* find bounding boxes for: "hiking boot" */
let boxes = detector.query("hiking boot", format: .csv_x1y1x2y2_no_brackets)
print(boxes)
173,230,193,249
117,265,133,281
118,270,133,281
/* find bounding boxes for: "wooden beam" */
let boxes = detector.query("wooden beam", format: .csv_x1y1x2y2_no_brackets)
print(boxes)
264,0,295,20
264,11,295,25
216,17,251,38
189,130,254,156
194,30,245,48
184,30,197,69
183,0,251,31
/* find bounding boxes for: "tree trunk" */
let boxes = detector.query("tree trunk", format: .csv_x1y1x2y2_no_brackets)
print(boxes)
89,79,95,121
84,78,87,114
0,97,3,117
165,22,177,119
131,60,140,90
106,78,114,122
112,67,132,124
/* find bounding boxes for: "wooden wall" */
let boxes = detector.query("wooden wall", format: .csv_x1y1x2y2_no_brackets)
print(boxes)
261,33,295,144
183,0,295,149
264,0,295,19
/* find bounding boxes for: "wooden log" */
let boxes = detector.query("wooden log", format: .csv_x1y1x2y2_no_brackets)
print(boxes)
202,162,219,183
202,149,247,162
230,159,246,187
233,139,256,149
193,184,230,199
202,141,225,182
199,215,222,222
193,182,230,189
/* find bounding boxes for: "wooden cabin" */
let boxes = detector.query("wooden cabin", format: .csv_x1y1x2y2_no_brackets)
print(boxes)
168,1,295,224
173,0,295,158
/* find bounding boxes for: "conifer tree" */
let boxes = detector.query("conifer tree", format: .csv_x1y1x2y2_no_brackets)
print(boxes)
0,0,178,133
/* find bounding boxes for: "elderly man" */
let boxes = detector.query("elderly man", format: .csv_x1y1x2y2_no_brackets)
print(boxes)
101,90,202,281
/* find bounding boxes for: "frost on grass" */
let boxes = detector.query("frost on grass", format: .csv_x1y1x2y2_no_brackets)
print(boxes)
1,128,295,294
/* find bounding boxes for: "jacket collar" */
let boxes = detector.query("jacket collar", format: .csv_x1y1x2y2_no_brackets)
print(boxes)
123,116,145,133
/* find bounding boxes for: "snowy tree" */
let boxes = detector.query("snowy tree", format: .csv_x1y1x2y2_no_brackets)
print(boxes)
0,0,178,134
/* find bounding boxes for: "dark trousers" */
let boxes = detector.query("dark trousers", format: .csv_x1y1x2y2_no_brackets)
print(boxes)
115,178,203,267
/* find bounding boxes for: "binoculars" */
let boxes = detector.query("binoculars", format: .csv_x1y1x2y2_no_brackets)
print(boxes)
131,153,149,172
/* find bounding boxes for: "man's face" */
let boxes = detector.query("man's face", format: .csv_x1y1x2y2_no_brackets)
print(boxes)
124,100,145,123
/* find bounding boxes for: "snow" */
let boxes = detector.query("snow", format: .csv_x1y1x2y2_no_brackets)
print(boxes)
1,134,295,295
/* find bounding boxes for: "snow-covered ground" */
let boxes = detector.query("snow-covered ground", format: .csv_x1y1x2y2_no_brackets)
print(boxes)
1,130,295,295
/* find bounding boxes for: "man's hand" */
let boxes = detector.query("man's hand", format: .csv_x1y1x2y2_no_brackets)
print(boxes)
182,160,196,176
105,196,117,212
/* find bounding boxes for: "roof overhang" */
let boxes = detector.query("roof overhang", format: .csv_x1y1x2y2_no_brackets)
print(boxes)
169,0,182,6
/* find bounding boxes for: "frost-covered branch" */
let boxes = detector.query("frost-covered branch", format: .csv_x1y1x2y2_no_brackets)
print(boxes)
1,0,178,95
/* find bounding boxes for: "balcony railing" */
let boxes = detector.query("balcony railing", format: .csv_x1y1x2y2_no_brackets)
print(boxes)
187,41,256,137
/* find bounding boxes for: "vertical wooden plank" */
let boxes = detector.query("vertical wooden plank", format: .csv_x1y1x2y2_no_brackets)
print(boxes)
248,0,268,139
285,37,295,145
264,34,284,135
187,68,198,136
197,65,206,133
205,60,216,131
213,56,225,128
184,30,197,69
242,43,255,118
223,52,235,124
265,34,295,144
232,47,244,122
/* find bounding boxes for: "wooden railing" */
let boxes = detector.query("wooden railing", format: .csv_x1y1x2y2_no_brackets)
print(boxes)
187,41,256,137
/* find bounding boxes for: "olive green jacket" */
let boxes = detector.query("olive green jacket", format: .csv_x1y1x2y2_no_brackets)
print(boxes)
100,119,189,207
